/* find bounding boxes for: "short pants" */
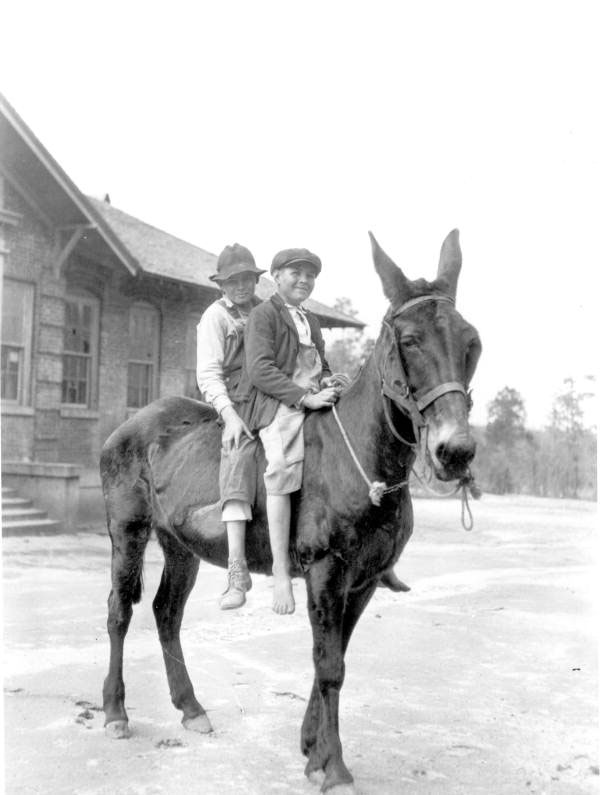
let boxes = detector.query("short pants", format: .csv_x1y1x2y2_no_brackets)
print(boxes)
219,434,258,519
258,402,305,495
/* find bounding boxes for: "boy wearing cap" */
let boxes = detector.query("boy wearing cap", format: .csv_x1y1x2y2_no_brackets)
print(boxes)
197,243,266,609
236,249,344,614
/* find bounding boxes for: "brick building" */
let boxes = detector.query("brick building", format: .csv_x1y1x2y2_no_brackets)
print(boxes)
0,95,362,530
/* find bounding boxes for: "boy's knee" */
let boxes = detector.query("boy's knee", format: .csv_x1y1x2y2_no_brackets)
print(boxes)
264,461,303,495
221,499,252,522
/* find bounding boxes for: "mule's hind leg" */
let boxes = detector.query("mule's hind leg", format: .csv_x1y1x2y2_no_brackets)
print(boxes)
153,528,212,733
103,517,151,739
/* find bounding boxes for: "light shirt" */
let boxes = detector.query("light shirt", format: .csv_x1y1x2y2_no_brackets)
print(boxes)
196,297,250,414
285,303,312,346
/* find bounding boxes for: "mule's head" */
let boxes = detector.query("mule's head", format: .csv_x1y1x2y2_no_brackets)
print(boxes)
370,230,482,481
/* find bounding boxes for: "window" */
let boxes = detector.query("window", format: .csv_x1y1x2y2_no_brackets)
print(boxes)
62,292,99,406
127,302,160,408
1,280,34,404
184,315,201,398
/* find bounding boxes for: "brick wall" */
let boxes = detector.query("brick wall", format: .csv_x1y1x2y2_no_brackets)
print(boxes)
2,181,216,470
2,183,55,461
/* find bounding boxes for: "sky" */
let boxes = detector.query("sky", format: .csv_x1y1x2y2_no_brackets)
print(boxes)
1,0,597,428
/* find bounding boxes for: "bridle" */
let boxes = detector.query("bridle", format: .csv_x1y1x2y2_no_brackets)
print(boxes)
379,294,470,447
330,292,479,528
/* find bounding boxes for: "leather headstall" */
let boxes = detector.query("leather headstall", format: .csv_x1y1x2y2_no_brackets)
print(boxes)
380,294,469,447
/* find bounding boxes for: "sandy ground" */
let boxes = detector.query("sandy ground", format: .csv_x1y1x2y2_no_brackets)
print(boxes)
2,494,598,795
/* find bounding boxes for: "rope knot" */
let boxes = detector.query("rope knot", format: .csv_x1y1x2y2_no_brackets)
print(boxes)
368,481,388,506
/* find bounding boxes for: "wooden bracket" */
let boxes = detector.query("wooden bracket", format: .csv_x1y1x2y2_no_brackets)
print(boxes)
53,224,95,277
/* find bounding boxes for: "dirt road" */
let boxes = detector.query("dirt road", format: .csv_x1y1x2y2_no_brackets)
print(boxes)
3,495,598,794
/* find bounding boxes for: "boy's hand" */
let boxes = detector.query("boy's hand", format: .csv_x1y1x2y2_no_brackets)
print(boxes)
302,387,338,410
221,406,254,450
321,373,351,389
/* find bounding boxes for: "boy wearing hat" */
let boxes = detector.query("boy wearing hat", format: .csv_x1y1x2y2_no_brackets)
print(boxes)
197,243,266,609
236,249,344,614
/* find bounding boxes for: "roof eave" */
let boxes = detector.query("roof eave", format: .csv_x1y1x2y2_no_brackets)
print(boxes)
0,93,139,277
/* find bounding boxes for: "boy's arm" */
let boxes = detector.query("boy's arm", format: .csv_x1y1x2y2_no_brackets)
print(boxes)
196,304,233,414
244,306,305,407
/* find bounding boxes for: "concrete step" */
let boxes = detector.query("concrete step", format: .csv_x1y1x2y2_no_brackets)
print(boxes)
3,507,49,522
2,496,34,509
2,486,17,496
2,517,63,536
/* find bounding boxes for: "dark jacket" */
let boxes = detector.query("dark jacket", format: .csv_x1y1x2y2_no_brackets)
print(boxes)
235,293,331,431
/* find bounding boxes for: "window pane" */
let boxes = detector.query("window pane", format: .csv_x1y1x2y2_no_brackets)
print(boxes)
129,306,159,361
1,345,21,400
2,281,30,344
65,299,94,354
1,281,34,406
127,362,152,408
62,353,89,404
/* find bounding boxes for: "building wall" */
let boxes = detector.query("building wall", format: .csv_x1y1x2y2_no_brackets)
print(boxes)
2,182,54,461
2,181,215,470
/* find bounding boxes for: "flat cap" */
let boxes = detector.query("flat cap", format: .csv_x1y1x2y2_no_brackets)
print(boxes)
270,248,322,275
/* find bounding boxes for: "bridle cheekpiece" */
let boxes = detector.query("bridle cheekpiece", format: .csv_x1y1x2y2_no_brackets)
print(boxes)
379,294,469,447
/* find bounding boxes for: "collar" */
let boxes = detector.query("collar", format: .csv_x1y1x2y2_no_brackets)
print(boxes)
271,292,307,313
284,302,307,315
220,295,260,310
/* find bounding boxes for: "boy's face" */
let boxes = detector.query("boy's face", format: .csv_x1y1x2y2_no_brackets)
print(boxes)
220,272,257,307
274,264,317,306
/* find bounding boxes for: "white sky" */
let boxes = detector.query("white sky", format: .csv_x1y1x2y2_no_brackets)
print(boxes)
1,0,597,428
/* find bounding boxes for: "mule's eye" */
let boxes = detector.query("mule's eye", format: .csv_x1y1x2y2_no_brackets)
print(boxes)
401,336,419,348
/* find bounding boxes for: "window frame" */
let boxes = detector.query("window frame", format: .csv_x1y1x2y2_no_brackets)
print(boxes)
61,289,100,408
1,278,35,407
127,301,160,409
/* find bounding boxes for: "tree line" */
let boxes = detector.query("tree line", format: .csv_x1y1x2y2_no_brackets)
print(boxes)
326,299,597,501
473,382,596,500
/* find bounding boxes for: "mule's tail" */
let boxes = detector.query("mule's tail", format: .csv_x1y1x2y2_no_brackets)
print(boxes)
100,427,154,608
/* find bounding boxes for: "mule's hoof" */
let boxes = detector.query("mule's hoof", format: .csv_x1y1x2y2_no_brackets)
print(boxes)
182,713,213,733
306,768,325,786
105,720,130,739
322,784,357,795
322,763,354,793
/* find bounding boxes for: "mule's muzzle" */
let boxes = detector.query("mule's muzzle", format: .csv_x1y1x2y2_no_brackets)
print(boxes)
434,434,476,481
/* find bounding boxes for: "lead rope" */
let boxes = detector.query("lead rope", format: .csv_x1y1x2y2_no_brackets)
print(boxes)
331,406,408,506
412,447,481,531
332,404,480,528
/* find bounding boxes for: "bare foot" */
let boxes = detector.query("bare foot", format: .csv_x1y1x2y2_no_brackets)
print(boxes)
272,576,295,614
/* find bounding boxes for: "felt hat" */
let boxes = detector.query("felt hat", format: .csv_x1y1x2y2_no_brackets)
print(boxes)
210,244,266,283
270,248,322,276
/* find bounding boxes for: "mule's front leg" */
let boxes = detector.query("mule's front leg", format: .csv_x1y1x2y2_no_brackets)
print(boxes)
304,555,353,792
302,574,378,768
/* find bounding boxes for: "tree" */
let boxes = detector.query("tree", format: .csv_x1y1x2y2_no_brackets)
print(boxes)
480,387,530,494
545,376,596,498
486,387,526,447
474,379,597,500
325,297,375,377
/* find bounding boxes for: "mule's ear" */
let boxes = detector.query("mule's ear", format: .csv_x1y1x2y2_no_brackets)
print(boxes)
437,229,462,298
369,232,410,305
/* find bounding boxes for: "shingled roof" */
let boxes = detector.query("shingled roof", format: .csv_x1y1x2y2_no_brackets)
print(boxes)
87,197,364,329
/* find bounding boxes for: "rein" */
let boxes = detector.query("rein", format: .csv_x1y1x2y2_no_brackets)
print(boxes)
331,405,408,506
331,293,479,529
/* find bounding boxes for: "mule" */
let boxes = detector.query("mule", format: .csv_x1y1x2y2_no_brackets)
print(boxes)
100,229,481,792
